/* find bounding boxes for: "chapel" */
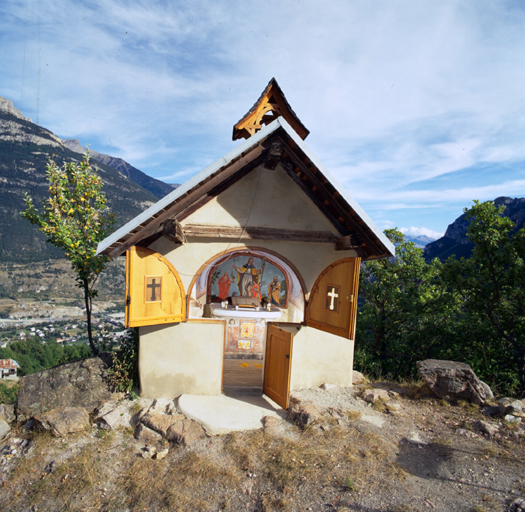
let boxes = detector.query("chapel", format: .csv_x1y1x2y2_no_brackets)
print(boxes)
97,79,394,409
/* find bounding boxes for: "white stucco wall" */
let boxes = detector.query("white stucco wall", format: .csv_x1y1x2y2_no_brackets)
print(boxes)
280,325,354,390
183,164,339,233
147,163,358,296
139,320,224,398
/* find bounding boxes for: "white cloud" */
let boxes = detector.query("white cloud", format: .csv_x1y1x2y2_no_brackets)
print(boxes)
1,0,525,232
400,227,444,239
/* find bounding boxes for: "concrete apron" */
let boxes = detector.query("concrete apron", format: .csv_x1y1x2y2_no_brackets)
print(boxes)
177,393,286,436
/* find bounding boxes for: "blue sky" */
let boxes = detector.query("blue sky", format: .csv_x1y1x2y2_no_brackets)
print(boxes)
2,0,525,239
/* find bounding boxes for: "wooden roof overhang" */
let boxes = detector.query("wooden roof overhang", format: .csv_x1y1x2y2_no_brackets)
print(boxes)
97,118,395,261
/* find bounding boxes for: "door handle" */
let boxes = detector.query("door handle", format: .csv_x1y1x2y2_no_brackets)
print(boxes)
285,355,290,359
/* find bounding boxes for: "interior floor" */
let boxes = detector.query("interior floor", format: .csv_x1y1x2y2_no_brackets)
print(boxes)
223,358,263,388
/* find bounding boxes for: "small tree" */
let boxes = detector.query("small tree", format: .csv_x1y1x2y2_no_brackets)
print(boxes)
22,152,114,355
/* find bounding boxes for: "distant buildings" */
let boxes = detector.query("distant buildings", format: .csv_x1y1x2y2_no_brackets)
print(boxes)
0,358,20,380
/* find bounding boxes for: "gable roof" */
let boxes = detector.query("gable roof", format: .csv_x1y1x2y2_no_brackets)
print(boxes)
0,359,20,369
97,117,394,260
233,78,309,141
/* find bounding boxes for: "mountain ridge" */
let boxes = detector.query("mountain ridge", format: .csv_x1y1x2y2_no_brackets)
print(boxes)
0,96,165,262
424,196,525,261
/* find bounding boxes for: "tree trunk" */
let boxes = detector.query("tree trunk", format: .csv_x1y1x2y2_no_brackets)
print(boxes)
84,278,99,356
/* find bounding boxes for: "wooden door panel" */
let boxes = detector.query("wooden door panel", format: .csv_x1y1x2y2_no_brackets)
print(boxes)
306,258,360,339
263,324,293,409
125,246,186,327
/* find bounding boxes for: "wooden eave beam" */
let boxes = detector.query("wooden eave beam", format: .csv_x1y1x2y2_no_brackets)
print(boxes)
107,145,267,257
182,224,337,243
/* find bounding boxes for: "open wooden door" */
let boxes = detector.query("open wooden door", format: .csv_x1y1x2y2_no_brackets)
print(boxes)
263,324,293,409
306,257,361,339
125,246,186,327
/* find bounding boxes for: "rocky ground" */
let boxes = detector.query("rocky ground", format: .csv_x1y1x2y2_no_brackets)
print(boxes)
0,380,524,512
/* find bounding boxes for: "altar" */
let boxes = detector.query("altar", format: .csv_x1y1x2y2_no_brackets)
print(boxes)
209,303,282,358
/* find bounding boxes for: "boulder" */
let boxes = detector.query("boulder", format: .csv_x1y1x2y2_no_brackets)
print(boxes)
97,402,136,430
0,404,15,423
16,354,116,422
134,423,163,443
416,359,488,404
472,419,499,436
498,397,525,418
504,415,522,426
480,381,494,399
288,398,322,427
0,419,10,440
507,497,525,512
33,407,90,437
352,370,365,385
363,388,391,404
141,410,184,437
483,405,500,417
166,418,205,445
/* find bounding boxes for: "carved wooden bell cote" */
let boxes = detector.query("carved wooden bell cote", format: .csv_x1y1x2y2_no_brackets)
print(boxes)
232,78,310,141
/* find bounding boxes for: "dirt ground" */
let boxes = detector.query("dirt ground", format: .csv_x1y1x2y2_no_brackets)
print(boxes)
0,382,524,512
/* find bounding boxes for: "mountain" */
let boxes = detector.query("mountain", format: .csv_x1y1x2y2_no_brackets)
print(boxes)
424,196,525,262
0,96,161,262
404,235,436,248
62,139,178,200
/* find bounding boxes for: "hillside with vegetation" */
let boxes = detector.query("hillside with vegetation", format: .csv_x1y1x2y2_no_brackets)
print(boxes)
356,200,525,397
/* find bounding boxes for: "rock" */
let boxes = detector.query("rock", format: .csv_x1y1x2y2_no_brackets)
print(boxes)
320,383,338,391
416,359,488,404
0,419,11,440
33,407,90,437
97,402,134,430
352,370,365,385
498,398,525,418
155,448,169,460
455,428,480,438
385,401,402,414
148,398,177,415
472,419,499,436
483,405,500,417
16,354,116,422
507,497,525,512
480,381,494,399
134,423,163,443
504,415,522,426
363,388,390,404
288,399,322,427
166,418,205,445
0,404,15,423
141,411,184,437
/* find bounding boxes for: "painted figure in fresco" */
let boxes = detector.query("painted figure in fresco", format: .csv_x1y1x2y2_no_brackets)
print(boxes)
251,281,261,301
268,276,281,306
232,257,265,297
217,271,233,300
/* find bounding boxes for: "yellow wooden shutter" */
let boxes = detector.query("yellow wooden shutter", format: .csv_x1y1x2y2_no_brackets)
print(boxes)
125,246,186,327
305,257,361,339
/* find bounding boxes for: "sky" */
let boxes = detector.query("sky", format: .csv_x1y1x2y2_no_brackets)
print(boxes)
1,0,525,239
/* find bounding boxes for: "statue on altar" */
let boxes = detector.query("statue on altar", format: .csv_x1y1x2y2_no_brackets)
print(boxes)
232,257,265,297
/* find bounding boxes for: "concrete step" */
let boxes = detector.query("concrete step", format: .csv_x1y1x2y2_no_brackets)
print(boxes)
223,386,263,396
